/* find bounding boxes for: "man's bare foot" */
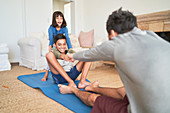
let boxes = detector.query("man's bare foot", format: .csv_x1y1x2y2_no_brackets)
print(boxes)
58,84,77,94
78,80,91,89
85,81,99,91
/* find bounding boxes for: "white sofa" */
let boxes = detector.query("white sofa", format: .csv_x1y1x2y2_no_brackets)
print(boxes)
18,32,106,70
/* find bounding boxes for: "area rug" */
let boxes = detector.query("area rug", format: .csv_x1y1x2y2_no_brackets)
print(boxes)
17,72,92,113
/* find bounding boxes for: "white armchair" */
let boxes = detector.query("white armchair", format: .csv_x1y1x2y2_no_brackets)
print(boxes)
18,32,49,70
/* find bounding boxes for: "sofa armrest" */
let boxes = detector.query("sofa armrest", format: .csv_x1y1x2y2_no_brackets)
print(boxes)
18,38,42,60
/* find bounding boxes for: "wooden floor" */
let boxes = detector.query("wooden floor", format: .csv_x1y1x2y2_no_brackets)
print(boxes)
0,63,123,113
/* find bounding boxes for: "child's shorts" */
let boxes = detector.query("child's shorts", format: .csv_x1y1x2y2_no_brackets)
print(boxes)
51,65,81,84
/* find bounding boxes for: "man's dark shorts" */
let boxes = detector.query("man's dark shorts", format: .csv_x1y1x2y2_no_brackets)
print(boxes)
91,95,129,113
51,65,81,84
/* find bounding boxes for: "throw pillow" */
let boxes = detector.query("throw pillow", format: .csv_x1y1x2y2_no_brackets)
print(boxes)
78,29,94,48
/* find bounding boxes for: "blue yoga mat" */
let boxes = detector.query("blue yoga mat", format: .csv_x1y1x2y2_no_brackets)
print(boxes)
17,72,92,113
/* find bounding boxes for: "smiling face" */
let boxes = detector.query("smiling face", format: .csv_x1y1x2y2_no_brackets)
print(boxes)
56,15,63,27
55,39,67,54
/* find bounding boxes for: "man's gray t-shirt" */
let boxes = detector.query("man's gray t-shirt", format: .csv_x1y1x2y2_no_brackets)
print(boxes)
73,27,170,113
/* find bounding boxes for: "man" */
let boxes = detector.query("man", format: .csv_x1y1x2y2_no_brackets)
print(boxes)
59,8,170,113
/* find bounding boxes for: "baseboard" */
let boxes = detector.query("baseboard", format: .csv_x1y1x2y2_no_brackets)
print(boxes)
11,62,19,66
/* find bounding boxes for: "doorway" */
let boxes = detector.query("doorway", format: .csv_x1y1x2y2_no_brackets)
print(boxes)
53,0,72,34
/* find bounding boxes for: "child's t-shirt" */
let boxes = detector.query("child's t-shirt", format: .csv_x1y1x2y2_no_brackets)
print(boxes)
52,48,75,72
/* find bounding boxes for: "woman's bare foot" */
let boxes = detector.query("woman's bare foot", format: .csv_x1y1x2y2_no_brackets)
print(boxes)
85,81,99,91
78,80,91,89
58,84,77,94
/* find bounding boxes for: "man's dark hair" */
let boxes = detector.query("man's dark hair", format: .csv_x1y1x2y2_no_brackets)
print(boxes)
106,8,137,35
54,34,66,44
52,11,67,28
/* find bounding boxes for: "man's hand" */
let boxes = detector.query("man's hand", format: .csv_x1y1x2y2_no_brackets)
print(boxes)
60,53,75,62
67,53,75,62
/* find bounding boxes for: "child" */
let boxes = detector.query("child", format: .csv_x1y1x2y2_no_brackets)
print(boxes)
42,11,73,81
42,34,91,88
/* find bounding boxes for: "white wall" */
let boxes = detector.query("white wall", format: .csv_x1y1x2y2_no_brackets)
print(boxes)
74,0,170,41
0,0,24,62
73,0,85,35
64,3,71,34
53,0,65,13
0,0,53,62
1,0,170,63
24,0,52,36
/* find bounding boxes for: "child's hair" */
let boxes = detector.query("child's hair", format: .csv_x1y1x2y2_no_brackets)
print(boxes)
54,34,66,44
106,7,137,35
52,11,67,28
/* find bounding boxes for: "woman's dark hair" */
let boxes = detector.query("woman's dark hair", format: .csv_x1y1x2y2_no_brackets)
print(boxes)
52,11,67,28
106,8,137,35
54,34,66,44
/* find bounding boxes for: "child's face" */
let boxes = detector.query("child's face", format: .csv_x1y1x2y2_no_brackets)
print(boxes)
56,15,63,27
55,39,67,54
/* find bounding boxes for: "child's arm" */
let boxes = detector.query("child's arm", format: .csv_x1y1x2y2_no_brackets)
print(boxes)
60,54,70,61
48,26,54,50
68,49,76,54
53,49,73,61
60,49,76,61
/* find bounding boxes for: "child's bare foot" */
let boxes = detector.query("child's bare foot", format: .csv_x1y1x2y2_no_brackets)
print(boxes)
68,81,77,88
41,77,47,81
41,70,49,81
58,84,76,94
78,80,91,89
85,80,99,91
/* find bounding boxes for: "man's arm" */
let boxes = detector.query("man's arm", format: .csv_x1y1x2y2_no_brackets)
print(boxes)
73,41,114,62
